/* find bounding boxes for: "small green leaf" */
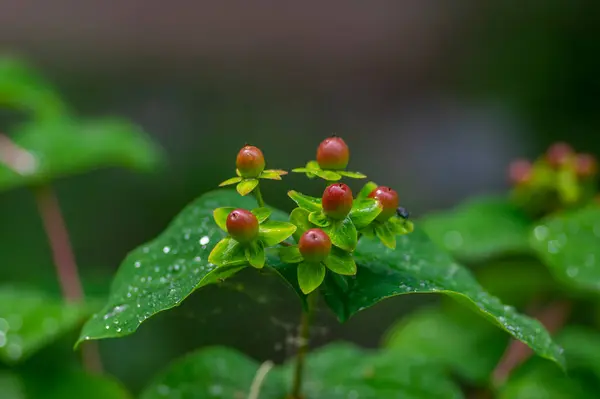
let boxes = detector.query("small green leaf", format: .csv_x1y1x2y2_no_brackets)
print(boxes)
337,170,367,179
290,208,311,242
421,196,532,262
251,207,272,223
324,247,357,275
291,167,310,173
236,178,259,196
23,369,132,399
298,262,326,294
279,246,303,264
314,169,342,181
308,210,330,227
140,347,284,399
287,190,322,212
320,228,565,369
389,217,414,235
306,160,320,171
218,176,242,186
350,198,382,229
259,221,297,246
326,217,358,252
357,181,378,199
375,222,396,249
0,286,90,364
245,240,265,268
212,207,235,231
208,237,247,267
260,169,287,180
530,206,600,293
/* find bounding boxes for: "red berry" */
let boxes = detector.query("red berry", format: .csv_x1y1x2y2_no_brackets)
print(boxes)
236,145,265,177
322,183,353,219
368,186,399,221
576,153,597,178
508,159,532,185
299,228,332,263
226,209,259,243
317,136,350,170
546,142,573,168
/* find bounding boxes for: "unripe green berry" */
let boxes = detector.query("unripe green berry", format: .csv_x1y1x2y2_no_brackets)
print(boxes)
317,136,350,170
546,142,573,168
576,153,597,178
368,186,399,221
322,183,353,219
226,209,259,243
236,145,265,177
299,228,332,263
508,159,532,186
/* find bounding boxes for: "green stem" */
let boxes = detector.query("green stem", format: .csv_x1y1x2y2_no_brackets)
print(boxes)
290,292,318,398
254,185,265,207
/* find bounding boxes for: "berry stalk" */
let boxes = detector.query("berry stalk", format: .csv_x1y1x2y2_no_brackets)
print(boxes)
290,291,318,398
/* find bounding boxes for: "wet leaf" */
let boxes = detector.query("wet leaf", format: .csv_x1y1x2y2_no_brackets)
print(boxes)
325,216,357,252
308,210,330,227
349,198,382,229
0,118,162,192
374,222,396,249
421,196,532,262
337,170,367,179
324,247,357,275
245,240,266,268
251,207,272,223
279,246,303,264
212,207,235,231
321,228,565,369
207,237,247,267
0,286,90,364
298,262,326,294
313,169,342,181
357,181,378,199
530,206,600,293
22,369,132,399
236,178,259,196
287,190,322,212
258,221,297,246
289,208,311,242
218,176,242,186
78,190,262,345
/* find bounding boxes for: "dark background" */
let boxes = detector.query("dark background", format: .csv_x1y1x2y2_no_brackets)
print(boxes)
1,0,599,393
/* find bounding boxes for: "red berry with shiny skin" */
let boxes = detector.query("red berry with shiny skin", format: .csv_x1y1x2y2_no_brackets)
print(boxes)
226,209,259,243
508,159,532,185
299,228,332,263
322,183,353,219
317,136,350,170
576,153,597,178
368,186,399,221
236,145,265,177
546,142,573,168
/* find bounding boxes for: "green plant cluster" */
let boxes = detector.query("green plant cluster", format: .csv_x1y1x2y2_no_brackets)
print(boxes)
1,57,591,399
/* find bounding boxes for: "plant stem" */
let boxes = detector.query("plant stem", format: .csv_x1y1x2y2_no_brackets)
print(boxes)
254,185,265,207
248,360,274,399
33,184,103,373
290,292,318,399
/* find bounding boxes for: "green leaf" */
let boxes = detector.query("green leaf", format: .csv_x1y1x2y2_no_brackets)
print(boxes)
259,221,297,246
245,240,266,268
326,216,358,252
324,247,357,275
208,237,247,267
236,178,259,196
337,170,367,179
0,117,162,192
218,176,242,186
314,169,342,181
389,216,415,235
260,169,287,180
421,196,532,262
349,198,382,229
306,160,320,171
292,167,310,173
530,206,600,293
78,190,261,345
374,221,397,249
290,207,311,242
212,207,235,231
0,372,26,399
140,346,285,399
320,228,565,369
279,246,303,264
298,262,326,294
357,181,378,199
287,190,322,212
0,57,68,120
0,286,90,364
308,210,330,227
251,207,272,223
22,369,132,399
383,306,508,383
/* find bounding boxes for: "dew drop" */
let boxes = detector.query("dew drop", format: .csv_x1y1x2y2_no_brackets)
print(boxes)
200,236,210,246
163,246,171,254
533,225,550,241
134,261,142,268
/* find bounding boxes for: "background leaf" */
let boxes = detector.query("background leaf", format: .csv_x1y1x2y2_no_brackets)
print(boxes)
0,286,90,364
320,228,565,368
0,117,162,192
530,206,600,293
421,196,532,263
0,372,26,399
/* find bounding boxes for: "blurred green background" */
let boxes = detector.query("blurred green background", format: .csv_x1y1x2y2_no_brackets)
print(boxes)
1,0,599,393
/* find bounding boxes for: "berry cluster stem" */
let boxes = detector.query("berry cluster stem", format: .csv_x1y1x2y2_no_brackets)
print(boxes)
290,291,318,398
254,186,265,207
33,184,103,373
